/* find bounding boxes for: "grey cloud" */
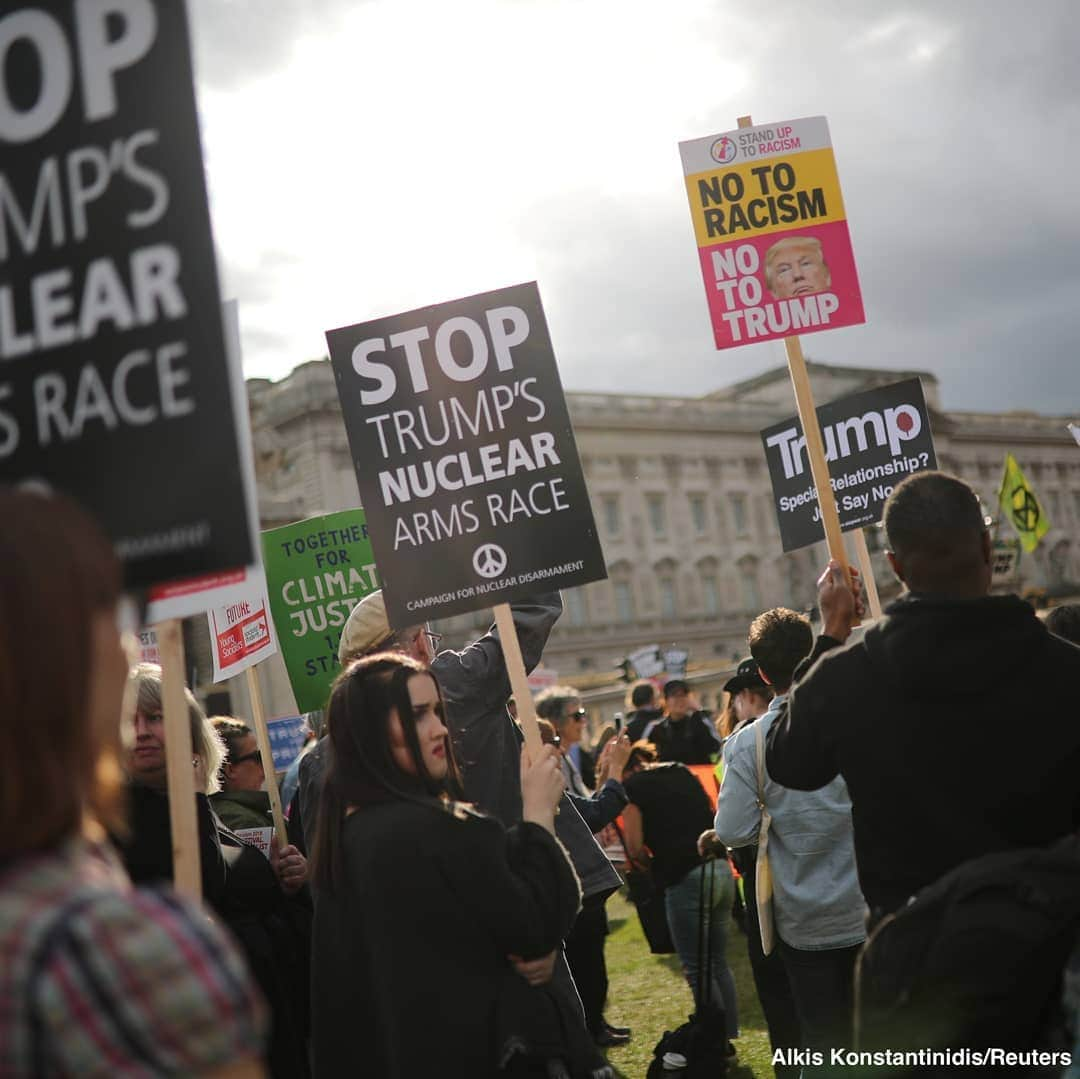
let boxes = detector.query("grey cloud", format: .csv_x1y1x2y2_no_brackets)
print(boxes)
240,324,295,357
509,0,1080,413
202,0,1079,416
188,1,356,89
221,259,286,306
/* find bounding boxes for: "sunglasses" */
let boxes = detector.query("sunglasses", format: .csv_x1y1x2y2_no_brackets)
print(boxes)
232,750,263,767
568,708,587,721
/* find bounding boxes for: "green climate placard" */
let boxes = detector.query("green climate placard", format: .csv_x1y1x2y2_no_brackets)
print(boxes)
262,510,379,712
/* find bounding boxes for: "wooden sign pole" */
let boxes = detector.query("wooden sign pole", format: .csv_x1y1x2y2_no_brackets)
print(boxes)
737,115,854,597
245,665,288,846
156,619,202,899
493,603,543,759
851,528,883,620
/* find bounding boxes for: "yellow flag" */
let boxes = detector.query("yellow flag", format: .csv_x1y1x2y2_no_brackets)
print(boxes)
998,454,1050,552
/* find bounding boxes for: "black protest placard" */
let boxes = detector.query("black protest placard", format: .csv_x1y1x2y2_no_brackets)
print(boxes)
326,282,607,626
0,2,252,588
761,378,937,552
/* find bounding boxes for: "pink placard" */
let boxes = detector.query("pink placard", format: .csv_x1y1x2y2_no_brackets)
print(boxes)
697,219,864,349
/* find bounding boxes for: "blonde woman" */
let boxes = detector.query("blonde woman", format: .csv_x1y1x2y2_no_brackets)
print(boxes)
120,666,312,1079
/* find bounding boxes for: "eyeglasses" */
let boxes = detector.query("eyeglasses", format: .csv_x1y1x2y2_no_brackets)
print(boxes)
232,750,263,767
424,628,443,652
569,708,587,722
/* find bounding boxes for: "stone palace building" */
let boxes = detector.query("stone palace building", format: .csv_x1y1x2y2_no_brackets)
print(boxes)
214,358,1079,723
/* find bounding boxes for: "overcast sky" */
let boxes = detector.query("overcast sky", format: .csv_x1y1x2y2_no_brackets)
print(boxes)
189,0,1079,415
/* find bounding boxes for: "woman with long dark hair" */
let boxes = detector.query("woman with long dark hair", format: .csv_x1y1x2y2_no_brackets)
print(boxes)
310,654,586,1078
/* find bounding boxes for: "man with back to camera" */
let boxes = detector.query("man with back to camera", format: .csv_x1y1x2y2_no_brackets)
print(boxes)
623,679,664,742
649,678,721,765
722,657,774,739
764,235,831,301
714,611,866,1074
767,470,1080,922
701,658,801,1076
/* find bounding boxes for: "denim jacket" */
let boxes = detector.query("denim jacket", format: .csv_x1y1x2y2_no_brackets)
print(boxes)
714,694,866,950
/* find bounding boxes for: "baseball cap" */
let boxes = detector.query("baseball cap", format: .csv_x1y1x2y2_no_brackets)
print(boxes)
723,657,766,694
338,590,392,663
662,678,690,697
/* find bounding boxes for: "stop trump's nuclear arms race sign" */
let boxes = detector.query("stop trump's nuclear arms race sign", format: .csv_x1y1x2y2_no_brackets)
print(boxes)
679,116,865,350
326,282,607,628
0,1,253,587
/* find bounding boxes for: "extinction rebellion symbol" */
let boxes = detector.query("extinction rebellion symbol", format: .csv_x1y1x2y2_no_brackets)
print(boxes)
1009,485,1040,532
472,543,508,579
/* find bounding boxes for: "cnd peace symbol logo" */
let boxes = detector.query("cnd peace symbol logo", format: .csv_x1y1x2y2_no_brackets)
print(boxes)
1009,485,1041,532
472,543,508,579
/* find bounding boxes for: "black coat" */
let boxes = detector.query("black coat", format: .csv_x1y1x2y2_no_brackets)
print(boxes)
119,784,312,1079
767,594,1080,916
624,705,663,743
310,799,582,1078
650,712,721,765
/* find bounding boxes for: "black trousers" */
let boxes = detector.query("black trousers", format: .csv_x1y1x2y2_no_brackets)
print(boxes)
736,847,802,1078
563,897,609,1035
778,938,860,1079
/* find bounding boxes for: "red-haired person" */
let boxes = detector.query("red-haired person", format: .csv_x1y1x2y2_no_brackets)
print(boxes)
0,488,266,1077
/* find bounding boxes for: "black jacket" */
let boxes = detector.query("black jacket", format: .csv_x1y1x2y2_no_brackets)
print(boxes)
311,800,581,1078
767,593,1080,916
120,784,312,1079
624,705,663,743
650,712,721,765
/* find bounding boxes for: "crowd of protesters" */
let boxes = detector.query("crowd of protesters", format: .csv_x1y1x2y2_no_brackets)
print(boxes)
3,470,1080,1077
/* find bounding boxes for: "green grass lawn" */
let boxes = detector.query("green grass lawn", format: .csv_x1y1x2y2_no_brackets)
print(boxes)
601,889,775,1078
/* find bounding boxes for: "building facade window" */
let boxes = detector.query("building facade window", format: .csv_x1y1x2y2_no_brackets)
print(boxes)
739,558,761,612
660,578,677,619
601,494,621,536
689,494,707,535
702,576,720,616
785,558,805,609
647,494,667,538
614,581,635,624
565,587,588,626
730,493,749,536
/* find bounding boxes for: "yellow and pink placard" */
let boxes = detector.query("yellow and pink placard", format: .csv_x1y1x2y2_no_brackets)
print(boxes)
679,116,864,349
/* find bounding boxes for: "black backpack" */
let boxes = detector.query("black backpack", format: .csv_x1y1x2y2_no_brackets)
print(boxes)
856,835,1080,1059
